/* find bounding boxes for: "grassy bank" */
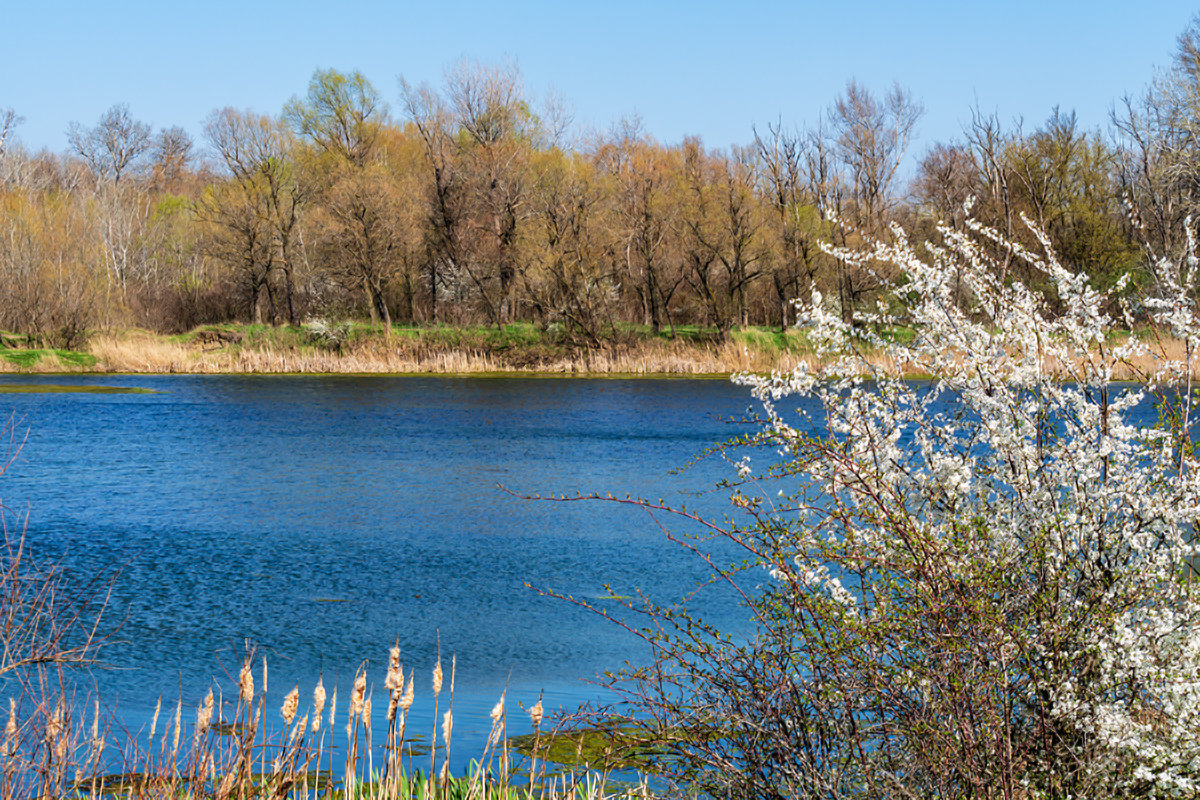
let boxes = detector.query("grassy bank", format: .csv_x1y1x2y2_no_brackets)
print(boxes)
0,322,1183,380
0,323,826,376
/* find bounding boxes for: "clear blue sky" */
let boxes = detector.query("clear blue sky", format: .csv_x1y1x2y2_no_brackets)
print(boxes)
2,0,1196,162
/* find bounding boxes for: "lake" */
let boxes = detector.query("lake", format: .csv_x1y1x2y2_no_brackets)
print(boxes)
0,374,769,766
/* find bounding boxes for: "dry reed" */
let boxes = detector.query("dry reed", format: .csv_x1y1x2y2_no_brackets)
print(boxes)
4,327,1192,381
0,645,638,800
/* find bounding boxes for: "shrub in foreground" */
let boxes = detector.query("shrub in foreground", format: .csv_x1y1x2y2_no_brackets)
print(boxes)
558,218,1200,799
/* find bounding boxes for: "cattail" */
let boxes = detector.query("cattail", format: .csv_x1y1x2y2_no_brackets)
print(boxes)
488,694,506,746
171,700,182,754
432,659,443,696
292,715,308,745
43,704,60,750
281,685,299,726
362,696,371,724
439,760,450,786
194,689,213,750
261,656,268,694
327,688,337,731
238,659,254,706
149,698,162,743
385,645,402,693
5,698,17,755
312,678,326,733
197,689,214,733
350,669,367,718
529,698,544,728
87,699,104,764
441,709,452,748
399,676,414,711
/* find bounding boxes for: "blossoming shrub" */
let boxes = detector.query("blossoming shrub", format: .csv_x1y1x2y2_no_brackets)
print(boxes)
582,219,1200,799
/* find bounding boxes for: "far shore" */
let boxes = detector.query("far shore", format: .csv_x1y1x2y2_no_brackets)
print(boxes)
0,322,824,377
0,322,1185,381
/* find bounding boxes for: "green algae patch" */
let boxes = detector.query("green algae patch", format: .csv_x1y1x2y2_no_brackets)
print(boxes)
511,723,710,773
0,383,159,394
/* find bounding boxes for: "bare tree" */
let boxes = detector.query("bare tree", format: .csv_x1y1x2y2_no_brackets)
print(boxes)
445,60,536,325
914,142,976,228
149,126,194,191
825,82,923,321
594,121,682,334
754,122,828,329
66,103,151,184
829,80,923,231
0,108,21,158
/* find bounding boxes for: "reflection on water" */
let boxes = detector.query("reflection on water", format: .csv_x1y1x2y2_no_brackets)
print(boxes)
0,374,766,764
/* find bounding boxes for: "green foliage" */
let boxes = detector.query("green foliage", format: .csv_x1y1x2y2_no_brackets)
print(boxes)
284,68,386,165
0,383,155,394
0,349,97,369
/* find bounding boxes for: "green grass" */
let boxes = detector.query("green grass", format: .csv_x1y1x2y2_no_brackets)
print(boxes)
171,320,825,351
0,348,98,368
510,723,711,774
0,383,157,394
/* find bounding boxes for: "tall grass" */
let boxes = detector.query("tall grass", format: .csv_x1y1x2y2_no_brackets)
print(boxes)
1,648,649,800
4,325,817,376
3,323,1187,380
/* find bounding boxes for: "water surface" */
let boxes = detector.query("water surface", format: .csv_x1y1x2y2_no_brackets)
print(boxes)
0,375,765,763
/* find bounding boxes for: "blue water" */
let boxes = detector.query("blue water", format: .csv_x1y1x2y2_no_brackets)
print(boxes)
0,375,768,765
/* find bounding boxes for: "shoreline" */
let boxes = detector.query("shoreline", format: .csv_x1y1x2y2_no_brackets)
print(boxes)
0,323,1183,381
0,324,822,377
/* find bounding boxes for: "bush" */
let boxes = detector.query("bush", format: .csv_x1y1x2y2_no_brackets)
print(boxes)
561,218,1200,799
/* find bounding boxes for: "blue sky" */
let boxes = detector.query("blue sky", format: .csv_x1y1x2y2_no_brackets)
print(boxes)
1,0,1196,161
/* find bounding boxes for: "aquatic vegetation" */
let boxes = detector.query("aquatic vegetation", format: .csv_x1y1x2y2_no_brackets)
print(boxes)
0,383,156,394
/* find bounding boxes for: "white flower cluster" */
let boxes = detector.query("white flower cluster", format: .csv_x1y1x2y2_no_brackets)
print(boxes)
734,215,1200,796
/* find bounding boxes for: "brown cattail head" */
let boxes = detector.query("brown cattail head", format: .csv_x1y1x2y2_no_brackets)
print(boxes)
197,689,214,734
362,695,372,724
439,759,450,786
385,646,402,693
149,698,162,742
312,678,327,733
441,709,453,748
238,658,254,706
350,669,367,718
327,688,338,731
399,676,414,711
44,701,63,749
490,695,505,723
5,698,17,752
171,700,182,754
530,698,544,728
282,685,299,726
432,659,443,697
292,715,308,745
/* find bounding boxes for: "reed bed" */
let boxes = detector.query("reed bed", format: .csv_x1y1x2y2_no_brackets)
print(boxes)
6,330,813,376
0,649,650,800
2,326,1191,380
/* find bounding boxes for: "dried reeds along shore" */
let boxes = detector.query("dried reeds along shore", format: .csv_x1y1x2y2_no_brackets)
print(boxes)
4,648,651,800
0,326,1192,381
0,328,821,376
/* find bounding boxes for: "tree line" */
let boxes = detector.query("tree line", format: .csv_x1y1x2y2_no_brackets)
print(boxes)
3,20,1200,348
